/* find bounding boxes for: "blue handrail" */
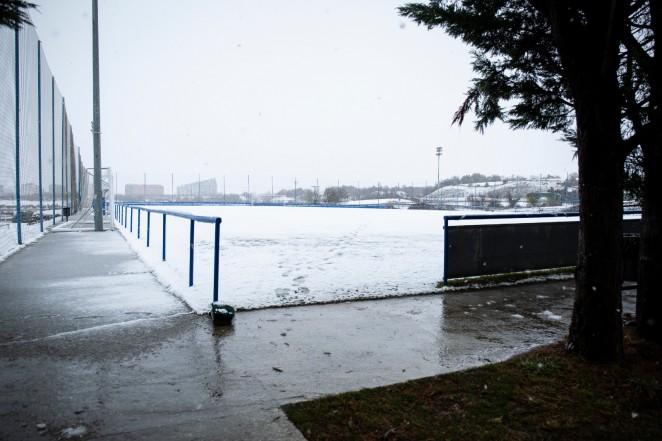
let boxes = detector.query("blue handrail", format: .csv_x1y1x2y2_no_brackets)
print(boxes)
115,203,223,305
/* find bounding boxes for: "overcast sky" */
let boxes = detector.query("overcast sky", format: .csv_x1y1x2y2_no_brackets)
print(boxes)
30,0,577,193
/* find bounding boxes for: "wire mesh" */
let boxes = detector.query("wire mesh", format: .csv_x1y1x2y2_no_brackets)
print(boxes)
53,84,62,216
0,24,89,255
0,27,18,250
18,27,39,241
39,46,54,220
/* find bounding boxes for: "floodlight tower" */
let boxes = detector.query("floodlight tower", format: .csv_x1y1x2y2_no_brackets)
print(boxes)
436,146,443,187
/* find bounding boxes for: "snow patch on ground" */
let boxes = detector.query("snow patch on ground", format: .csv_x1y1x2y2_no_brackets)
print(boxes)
0,223,45,263
60,425,88,438
439,273,574,293
538,310,562,320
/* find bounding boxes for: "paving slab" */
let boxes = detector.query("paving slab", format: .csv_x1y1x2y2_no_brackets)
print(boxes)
0,229,634,440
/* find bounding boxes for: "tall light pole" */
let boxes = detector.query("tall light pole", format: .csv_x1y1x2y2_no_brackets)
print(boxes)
436,146,443,188
92,0,103,231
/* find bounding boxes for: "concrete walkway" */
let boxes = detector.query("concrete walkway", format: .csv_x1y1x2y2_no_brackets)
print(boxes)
0,228,619,440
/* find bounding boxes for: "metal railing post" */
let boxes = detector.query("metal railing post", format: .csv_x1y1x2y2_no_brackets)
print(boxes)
162,213,166,261
37,40,44,233
137,208,141,238
213,217,221,303
146,211,150,247
130,207,133,232
443,216,449,285
189,219,195,286
14,29,22,245
51,76,55,225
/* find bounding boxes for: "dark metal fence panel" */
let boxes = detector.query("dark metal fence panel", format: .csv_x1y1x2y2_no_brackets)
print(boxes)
446,218,641,280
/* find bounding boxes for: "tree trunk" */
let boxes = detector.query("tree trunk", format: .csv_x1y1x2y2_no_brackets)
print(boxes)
566,91,625,361
533,0,627,361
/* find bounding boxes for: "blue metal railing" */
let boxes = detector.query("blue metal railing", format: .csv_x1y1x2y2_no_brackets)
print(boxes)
115,203,223,303
115,201,395,209
442,211,642,285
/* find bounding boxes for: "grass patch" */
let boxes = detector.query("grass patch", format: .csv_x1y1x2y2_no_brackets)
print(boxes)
439,267,575,289
284,329,662,441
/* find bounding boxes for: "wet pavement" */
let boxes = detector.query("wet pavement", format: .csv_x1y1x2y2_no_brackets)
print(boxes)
0,229,633,440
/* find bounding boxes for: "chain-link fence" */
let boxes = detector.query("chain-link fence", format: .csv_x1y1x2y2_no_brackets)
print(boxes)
1,24,90,255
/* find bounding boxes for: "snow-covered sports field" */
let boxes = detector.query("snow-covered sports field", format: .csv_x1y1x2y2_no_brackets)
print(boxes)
118,205,613,313
120,205,452,312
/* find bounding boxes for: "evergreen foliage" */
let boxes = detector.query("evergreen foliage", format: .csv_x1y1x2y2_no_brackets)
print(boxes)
0,0,36,30
399,0,661,358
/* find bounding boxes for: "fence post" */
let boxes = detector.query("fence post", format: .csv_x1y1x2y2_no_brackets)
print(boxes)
77,149,81,212
146,211,150,247
14,29,22,244
189,219,195,287
130,207,133,232
162,213,166,261
443,216,449,285
37,40,44,233
213,217,221,303
60,98,64,212
51,76,55,224
137,208,141,238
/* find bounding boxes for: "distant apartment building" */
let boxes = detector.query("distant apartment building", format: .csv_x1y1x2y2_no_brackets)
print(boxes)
125,184,164,198
177,178,217,197
48,184,63,195
19,183,40,200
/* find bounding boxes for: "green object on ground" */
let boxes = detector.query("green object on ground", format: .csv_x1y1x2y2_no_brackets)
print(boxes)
211,303,235,326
